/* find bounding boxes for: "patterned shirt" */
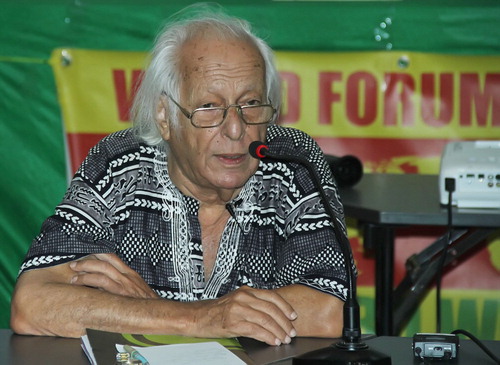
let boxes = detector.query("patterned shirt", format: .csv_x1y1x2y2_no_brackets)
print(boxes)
20,125,351,302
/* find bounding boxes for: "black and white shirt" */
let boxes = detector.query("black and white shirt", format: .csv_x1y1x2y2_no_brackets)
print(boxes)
20,125,351,302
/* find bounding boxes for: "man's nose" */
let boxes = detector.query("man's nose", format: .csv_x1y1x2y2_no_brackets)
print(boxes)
221,105,245,140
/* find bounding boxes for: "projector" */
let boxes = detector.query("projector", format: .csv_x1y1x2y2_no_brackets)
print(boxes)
439,140,500,208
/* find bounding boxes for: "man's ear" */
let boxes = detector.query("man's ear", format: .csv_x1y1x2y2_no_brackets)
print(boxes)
156,97,170,141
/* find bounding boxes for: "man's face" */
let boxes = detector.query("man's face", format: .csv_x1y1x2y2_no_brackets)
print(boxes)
158,36,269,202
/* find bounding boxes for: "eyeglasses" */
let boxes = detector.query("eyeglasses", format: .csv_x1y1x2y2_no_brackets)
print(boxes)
165,94,276,128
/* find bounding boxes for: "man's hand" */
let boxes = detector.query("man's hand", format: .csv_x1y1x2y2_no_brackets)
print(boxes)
67,255,297,345
69,254,159,299
191,286,297,346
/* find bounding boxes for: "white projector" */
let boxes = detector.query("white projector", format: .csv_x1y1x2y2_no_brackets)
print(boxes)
439,140,500,208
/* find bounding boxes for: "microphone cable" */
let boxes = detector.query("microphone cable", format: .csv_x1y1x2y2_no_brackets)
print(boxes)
436,177,455,333
435,180,500,364
451,329,500,364
426,178,500,364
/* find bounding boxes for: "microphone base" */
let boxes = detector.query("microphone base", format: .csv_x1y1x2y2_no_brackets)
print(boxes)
292,342,392,365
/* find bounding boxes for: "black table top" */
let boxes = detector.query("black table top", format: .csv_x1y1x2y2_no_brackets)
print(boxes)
2,329,500,364
339,173,500,227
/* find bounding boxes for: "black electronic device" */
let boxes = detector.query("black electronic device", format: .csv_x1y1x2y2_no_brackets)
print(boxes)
413,333,459,361
324,154,363,188
249,141,391,365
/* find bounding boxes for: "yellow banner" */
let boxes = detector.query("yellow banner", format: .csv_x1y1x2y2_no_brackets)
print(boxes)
51,48,500,139
50,48,146,134
276,51,500,138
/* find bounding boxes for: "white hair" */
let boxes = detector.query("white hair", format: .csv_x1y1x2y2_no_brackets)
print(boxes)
131,5,281,146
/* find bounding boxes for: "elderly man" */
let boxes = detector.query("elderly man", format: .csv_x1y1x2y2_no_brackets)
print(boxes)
11,8,350,347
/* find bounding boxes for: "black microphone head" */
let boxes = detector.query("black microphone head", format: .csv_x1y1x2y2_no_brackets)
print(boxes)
249,141,269,159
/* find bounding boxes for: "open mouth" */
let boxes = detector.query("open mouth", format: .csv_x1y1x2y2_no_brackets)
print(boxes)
217,154,246,164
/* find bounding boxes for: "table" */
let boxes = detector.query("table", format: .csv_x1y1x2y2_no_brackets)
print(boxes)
1,329,499,364
338,173,500,336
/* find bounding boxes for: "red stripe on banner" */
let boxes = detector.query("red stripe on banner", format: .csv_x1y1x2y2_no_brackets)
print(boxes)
314,136,462,174
316,136,450,158
66,133,108,174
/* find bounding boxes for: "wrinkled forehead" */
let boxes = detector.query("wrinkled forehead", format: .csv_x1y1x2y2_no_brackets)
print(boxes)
178,34,265,81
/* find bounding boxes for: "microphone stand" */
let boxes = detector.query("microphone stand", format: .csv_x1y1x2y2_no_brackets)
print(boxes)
251,142,391,364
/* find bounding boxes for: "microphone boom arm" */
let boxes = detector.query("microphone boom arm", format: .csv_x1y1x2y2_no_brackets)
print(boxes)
249,141,391,364
260,151,361,346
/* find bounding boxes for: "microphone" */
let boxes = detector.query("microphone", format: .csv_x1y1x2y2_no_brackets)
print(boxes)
249,141,270,159
249,141,391,364
250,142,363,188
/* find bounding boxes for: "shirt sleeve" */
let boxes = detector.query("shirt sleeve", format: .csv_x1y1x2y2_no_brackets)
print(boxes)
18,137,120,275
267,126,354,302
